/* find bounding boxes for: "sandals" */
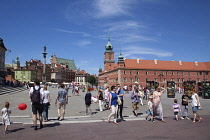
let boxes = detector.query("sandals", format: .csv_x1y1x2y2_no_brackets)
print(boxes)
107,118,111,123
114,122,119,125
162,120,166,123
198,118,203,123
193,120,196,123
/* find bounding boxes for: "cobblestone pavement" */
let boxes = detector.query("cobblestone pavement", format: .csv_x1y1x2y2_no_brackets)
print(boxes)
0,86,210,139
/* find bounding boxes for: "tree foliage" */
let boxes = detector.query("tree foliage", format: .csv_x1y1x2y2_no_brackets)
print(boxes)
88,76,96,87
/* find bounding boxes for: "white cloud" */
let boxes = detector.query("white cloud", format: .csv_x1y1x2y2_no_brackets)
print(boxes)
53,28,90,37
122,46,173,58
76,40,92,46
92,0,135,18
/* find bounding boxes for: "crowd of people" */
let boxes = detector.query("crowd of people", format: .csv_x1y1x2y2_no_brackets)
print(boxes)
1,81,203,134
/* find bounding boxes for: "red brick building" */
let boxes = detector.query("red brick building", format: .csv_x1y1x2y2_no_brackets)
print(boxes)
98,38,210,88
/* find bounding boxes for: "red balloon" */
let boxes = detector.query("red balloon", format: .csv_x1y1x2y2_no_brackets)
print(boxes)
18,103,27,110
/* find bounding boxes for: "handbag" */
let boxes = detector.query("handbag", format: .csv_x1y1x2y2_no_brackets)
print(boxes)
117,97,122,105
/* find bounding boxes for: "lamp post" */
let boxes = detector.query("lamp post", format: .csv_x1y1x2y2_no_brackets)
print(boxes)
42,46,47,84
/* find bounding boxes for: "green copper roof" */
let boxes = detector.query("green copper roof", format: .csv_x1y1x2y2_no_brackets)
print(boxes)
56,58,77,70
105,35,113,52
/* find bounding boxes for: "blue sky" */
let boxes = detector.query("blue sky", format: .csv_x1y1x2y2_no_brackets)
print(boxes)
1,0,210,75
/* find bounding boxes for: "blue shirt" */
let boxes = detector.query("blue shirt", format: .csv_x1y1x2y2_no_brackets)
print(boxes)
110,92,118,106
116,88,124,100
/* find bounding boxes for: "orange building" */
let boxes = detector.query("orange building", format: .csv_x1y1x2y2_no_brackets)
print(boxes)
98,37,210,88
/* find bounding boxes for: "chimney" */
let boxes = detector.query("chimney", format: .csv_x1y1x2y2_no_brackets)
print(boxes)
137,58,140,64
179,60,182,65
195,60,198,66
154,58,157,64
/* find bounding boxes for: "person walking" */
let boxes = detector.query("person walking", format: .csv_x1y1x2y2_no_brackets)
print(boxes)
55,84,68,121
98,89,104,112
131,86,140,117
172,99,181,121
85,89,92,115
42,85,51,122
107,86,119,124
71,82,75,95
180,92,190,120
191,89,202,123
116,84,124,120
1,102,11,134
145,96,154,122
29,80,44,130
153,87,166,123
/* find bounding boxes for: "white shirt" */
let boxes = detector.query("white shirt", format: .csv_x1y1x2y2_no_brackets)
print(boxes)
1,108,11,120
191,93,198,107
29,86,44,104
43,90,50,103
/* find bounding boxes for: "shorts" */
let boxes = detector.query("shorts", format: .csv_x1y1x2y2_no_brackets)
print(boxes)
147,109,153,115
132,102,139,110
58,102,66,109
192,106,198,112
32,103,44,115
174,112,178,115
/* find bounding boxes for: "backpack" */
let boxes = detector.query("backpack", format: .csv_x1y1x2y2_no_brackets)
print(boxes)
31,87,41,104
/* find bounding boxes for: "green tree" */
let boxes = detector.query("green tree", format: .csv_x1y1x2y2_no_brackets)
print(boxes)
88,76,96,87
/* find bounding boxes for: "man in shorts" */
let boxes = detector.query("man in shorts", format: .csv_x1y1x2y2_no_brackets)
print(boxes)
29,80,44,130
55,84,68,121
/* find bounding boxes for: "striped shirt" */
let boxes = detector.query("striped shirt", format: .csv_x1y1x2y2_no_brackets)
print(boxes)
173,103,180,112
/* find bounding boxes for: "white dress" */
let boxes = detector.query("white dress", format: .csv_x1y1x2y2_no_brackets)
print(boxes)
1,108,11,125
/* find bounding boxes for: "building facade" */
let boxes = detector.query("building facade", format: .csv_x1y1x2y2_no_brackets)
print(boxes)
0,38,7,80
98,38,210,88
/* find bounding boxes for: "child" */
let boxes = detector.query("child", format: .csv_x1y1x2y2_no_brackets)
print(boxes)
1,102,11,134
172,99,181,121
146,96,154,122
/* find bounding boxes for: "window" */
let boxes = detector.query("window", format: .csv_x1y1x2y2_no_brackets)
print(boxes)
130,78,133,83
145,78,148,82
188,72,191,76
177,78,180,83
172,72,174,75
182,78,184,82
124,78,127,83
130,71,132,74
135,77,139,82
166,72,168,75
124,71,126,74
171,78,174,81
145,71,148,75
136,71,139,74
177,72,179,76
197,78,200,82
163,78,167,83
188,78,191,81
154,71,156,75
154,78,158,82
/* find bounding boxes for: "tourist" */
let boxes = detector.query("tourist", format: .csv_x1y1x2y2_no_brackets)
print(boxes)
85,89,92,115
172,99,181,121
146,96,154,122
42,85,51,122
1,102,11,134
55,84,68,121
191,89,202,123
107,86,118,124
153,87,166,123
29,80,44,130
98,89,104,112
116,84,124,120
180,92,190,120
131,86,140,117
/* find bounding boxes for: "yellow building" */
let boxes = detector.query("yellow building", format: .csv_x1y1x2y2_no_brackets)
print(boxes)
15,69,37,82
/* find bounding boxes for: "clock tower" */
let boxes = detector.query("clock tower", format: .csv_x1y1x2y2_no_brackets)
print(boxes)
104,35,115,72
